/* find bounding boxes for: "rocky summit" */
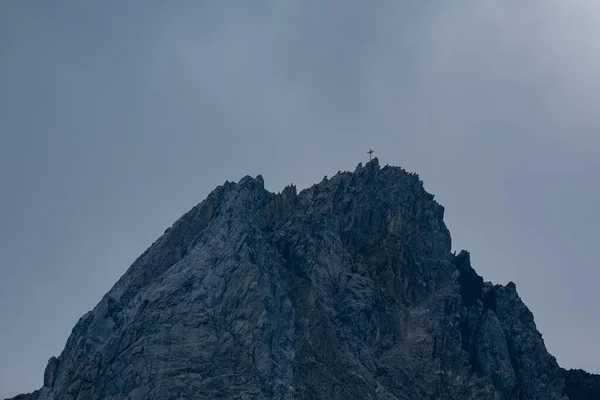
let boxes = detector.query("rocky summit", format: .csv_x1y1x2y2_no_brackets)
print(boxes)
8,159,599,400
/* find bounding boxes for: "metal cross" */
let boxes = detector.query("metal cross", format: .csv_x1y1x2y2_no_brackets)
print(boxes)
368,148,374,161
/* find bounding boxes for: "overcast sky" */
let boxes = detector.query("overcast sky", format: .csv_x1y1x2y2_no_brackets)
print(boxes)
1,1,599,397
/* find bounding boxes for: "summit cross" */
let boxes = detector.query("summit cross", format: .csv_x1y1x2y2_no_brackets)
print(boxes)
368,148,374,161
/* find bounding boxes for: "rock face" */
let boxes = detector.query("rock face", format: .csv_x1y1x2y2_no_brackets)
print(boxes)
562,369,600,400
7,159,597,399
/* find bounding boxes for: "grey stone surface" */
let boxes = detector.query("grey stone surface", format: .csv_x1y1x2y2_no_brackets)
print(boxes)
6,159,596,399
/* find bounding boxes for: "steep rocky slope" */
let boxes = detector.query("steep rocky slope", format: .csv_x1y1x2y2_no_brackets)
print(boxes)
7,159,597,399
562,369,600,400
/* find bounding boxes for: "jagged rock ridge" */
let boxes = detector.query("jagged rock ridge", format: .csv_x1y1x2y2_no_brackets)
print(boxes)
7,159,597,399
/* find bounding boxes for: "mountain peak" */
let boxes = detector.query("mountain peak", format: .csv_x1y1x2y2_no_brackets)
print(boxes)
354,156,380,173
7,162,596,400
238,174,265,189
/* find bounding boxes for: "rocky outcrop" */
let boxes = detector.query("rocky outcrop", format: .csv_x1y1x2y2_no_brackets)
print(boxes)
562,369,600,400
5,159,595,399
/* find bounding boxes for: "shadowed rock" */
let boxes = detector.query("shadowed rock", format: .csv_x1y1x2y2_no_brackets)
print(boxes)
562,369,600,400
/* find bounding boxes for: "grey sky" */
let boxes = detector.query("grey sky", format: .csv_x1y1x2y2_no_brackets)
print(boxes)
1,1,599,397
